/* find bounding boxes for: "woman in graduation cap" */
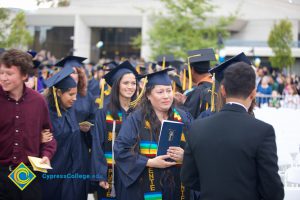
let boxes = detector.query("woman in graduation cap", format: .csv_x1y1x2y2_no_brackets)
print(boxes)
55,56,98,198
91,60,141,200
114,68,193,200
42,67,86,200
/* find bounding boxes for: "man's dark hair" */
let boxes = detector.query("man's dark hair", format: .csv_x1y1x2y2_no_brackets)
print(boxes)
0,49,33,75
222,62,256,99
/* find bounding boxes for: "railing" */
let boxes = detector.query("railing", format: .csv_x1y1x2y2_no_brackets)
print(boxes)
256,94,300,109
225,40,300,48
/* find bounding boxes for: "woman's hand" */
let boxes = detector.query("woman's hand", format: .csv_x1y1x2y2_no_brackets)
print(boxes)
99,181,109,189
167,146,184,163
80,124,91,133
146,155,177,168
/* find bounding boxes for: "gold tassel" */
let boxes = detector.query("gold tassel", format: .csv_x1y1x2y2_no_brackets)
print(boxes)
187,54,202,90
187,61,192,90
206,102,209,110
136,65,141,74
99,79,105,109
34,77,37,91
182,69,186,91
210,73,216,112
162,56,166,70
172,81,176,94
53,87,62,117
130,77,148,108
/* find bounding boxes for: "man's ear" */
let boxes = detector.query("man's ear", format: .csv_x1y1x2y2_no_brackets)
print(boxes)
249,88,256,101
22,74,28,82
220,84,226,98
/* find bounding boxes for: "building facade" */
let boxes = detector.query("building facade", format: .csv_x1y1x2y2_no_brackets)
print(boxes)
25,0,300,73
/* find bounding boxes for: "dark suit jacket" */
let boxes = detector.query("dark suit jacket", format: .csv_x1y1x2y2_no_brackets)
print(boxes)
181,103,284,200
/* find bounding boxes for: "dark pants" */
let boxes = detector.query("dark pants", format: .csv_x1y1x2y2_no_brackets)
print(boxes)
0,167,42,200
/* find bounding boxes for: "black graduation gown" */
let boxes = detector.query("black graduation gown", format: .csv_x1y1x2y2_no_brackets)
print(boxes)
114,108,193,200
91,106,131,200
88,78,100,100
183,82,212,119
42,107,86,200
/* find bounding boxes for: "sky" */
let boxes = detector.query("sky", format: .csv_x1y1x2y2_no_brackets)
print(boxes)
0,0,51,11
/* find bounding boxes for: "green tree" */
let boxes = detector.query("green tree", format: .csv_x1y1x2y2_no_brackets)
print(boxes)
0,7,10,47
136,0,236,59
36,0,70,7
268,19,295,72
6,11,33,49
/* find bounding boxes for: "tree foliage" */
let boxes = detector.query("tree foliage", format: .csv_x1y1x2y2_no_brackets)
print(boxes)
268,19,295,70
0,9,33,49
6,11,33,49
143,0,236,59
0,8,10,47
36,0,70,7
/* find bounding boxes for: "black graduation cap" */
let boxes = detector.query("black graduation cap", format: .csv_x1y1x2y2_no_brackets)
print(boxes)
209,52,251,83
170,74,182,89
187,48,216,73
156,55,175,67
103,61,118,70
171,60,184,73
33,60,41,69
103,60,139,87
27,50,37,58
146,68,174,88
55,56,87,68
44,66,77,89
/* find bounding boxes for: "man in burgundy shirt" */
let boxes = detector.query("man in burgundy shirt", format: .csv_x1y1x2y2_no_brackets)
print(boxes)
0,49,57,200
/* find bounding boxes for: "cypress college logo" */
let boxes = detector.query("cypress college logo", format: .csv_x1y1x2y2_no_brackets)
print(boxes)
8,162,36,190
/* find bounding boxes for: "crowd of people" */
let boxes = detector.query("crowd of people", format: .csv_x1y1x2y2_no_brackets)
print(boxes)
0,47,290,200
256,66,300,109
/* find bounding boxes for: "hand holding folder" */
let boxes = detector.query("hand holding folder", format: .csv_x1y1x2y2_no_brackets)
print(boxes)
28,156,52,173
157,120,184,158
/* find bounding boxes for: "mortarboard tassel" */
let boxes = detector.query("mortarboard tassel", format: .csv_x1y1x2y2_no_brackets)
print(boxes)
182,69,186,91
34,77,38,91
187,54,202,90
136,65,141,74
210,73,216,112
187,61,193,90
162,56,166,70
130,77,148,108
52,87,62,117
172,80,176,94
99,79,105,109
110,120,116,198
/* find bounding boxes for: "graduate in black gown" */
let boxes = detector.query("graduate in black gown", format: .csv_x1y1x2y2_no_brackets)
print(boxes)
91,60,141,200
197,52,253,120
42,66,86,200
55,56,99,197
114,68,193,200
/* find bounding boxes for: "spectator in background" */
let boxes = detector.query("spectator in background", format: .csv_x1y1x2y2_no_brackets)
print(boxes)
283,76,294,96
256,67,264,87
269,90,281,108
282,84,300,109
277,75,285,95
257,76,272,106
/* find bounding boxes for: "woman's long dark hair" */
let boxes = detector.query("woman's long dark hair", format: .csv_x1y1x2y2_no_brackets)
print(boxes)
45,87,72,112
139,85,174,141
108,73,138,120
